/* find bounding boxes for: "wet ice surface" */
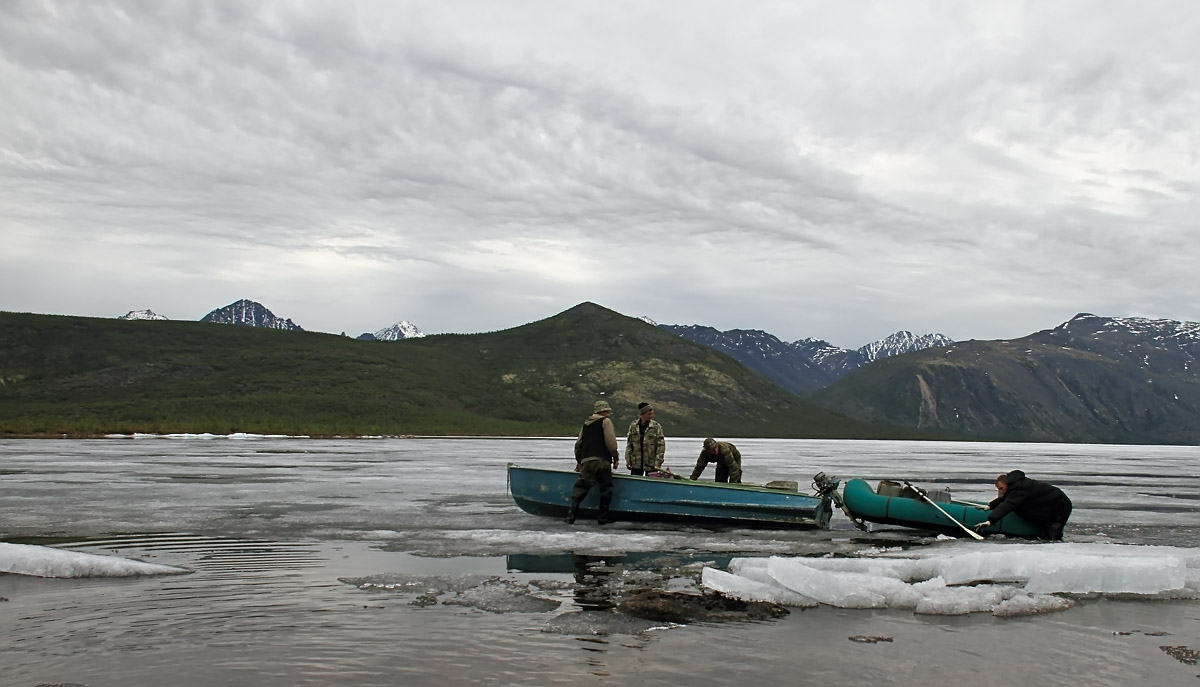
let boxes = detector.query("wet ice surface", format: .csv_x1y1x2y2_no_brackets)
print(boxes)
2,436,1199,686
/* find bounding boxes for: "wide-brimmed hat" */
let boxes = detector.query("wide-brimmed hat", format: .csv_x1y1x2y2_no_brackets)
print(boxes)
593,400,612,414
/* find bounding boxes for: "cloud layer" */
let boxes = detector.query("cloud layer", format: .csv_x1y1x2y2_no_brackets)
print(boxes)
3,1,1197,346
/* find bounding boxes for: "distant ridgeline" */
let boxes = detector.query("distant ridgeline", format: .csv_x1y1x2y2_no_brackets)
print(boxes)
0,303,903,440
5,304,1198,444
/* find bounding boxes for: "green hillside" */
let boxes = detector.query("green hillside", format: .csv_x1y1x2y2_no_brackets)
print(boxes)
0,303,926,439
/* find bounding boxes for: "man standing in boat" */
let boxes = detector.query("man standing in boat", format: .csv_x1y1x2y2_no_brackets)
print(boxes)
566,400,621,525
625,401,666,476
975,469,1072,540
690,437,742,483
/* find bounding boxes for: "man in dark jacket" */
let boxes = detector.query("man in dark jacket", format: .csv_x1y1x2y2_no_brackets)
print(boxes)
976,470,1072,540
566,400,621,525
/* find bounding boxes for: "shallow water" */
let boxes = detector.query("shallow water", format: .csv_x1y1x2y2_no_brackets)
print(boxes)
1,437,1198,686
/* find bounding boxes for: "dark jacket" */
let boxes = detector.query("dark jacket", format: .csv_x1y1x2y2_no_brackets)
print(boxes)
986,470,1072,526
574,414,619,465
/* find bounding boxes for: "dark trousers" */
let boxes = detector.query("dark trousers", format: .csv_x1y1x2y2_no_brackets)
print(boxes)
570,458,614,521
1040,497,1073,540
715,460,741,483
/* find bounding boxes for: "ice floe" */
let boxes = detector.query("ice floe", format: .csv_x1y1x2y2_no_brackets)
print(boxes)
0,542,191,578
702,541,1200,617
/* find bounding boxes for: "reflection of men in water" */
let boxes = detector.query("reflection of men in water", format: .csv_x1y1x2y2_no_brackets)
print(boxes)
566,400,620,525
571,553,617,611
975,469,1072,540
690,437,742,483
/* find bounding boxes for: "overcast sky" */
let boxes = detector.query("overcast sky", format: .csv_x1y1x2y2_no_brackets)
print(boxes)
3,1,1197,348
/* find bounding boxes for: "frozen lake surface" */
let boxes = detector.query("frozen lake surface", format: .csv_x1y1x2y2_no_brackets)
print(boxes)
1,436,1198,686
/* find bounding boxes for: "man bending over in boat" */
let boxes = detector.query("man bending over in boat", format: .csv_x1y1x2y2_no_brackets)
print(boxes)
975,470,1072,540
566,400,621,525
690,438,742,483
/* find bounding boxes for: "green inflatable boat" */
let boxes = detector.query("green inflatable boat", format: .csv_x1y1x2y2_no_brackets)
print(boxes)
839,478,1041,538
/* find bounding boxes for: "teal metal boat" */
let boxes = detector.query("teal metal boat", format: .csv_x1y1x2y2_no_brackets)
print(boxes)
839,478,1041,538
507,463,839,529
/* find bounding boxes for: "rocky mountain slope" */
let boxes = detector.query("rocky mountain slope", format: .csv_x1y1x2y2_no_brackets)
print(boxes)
808,313,1200,444
200,299,303,331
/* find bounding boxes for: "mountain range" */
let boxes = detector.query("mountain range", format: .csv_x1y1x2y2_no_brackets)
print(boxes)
121,300,934,372
99,299,1200,444
1,303,898,440
659,325,953,395
119,300,425,340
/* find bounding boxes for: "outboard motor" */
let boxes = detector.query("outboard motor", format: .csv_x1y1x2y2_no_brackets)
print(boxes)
811,472,839,497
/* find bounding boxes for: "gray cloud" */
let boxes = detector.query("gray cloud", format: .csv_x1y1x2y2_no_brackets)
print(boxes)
2,1,1198,348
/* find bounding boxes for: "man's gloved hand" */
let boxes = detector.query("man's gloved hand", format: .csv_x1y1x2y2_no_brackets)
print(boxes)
974,521,991,531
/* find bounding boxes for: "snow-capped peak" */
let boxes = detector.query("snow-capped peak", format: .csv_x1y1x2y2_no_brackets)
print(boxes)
117,309,168,321
374,321,425,340
857,331,954,362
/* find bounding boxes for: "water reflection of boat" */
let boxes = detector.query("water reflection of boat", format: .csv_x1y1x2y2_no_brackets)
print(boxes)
839,478,1041,538
506,463,838,529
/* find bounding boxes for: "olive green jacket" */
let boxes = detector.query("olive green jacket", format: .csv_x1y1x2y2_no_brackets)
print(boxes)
690,441,742,482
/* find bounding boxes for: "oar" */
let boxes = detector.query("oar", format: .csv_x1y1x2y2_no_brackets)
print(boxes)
903,481,985,540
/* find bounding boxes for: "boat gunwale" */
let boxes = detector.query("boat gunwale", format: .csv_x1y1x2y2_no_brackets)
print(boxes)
506,462,827,498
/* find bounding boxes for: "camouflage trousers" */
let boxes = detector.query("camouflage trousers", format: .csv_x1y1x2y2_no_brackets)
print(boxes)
570,457,614,519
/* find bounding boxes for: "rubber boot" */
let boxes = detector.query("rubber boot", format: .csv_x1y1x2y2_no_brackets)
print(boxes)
564,496,583,524
597,493,614,525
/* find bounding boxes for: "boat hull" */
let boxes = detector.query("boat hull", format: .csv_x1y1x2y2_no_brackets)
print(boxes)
841,478,1041,538
507,463,833,529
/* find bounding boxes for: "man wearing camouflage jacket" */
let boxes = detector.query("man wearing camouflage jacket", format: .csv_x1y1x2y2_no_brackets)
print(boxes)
625,401,666,475
690,437,742,483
